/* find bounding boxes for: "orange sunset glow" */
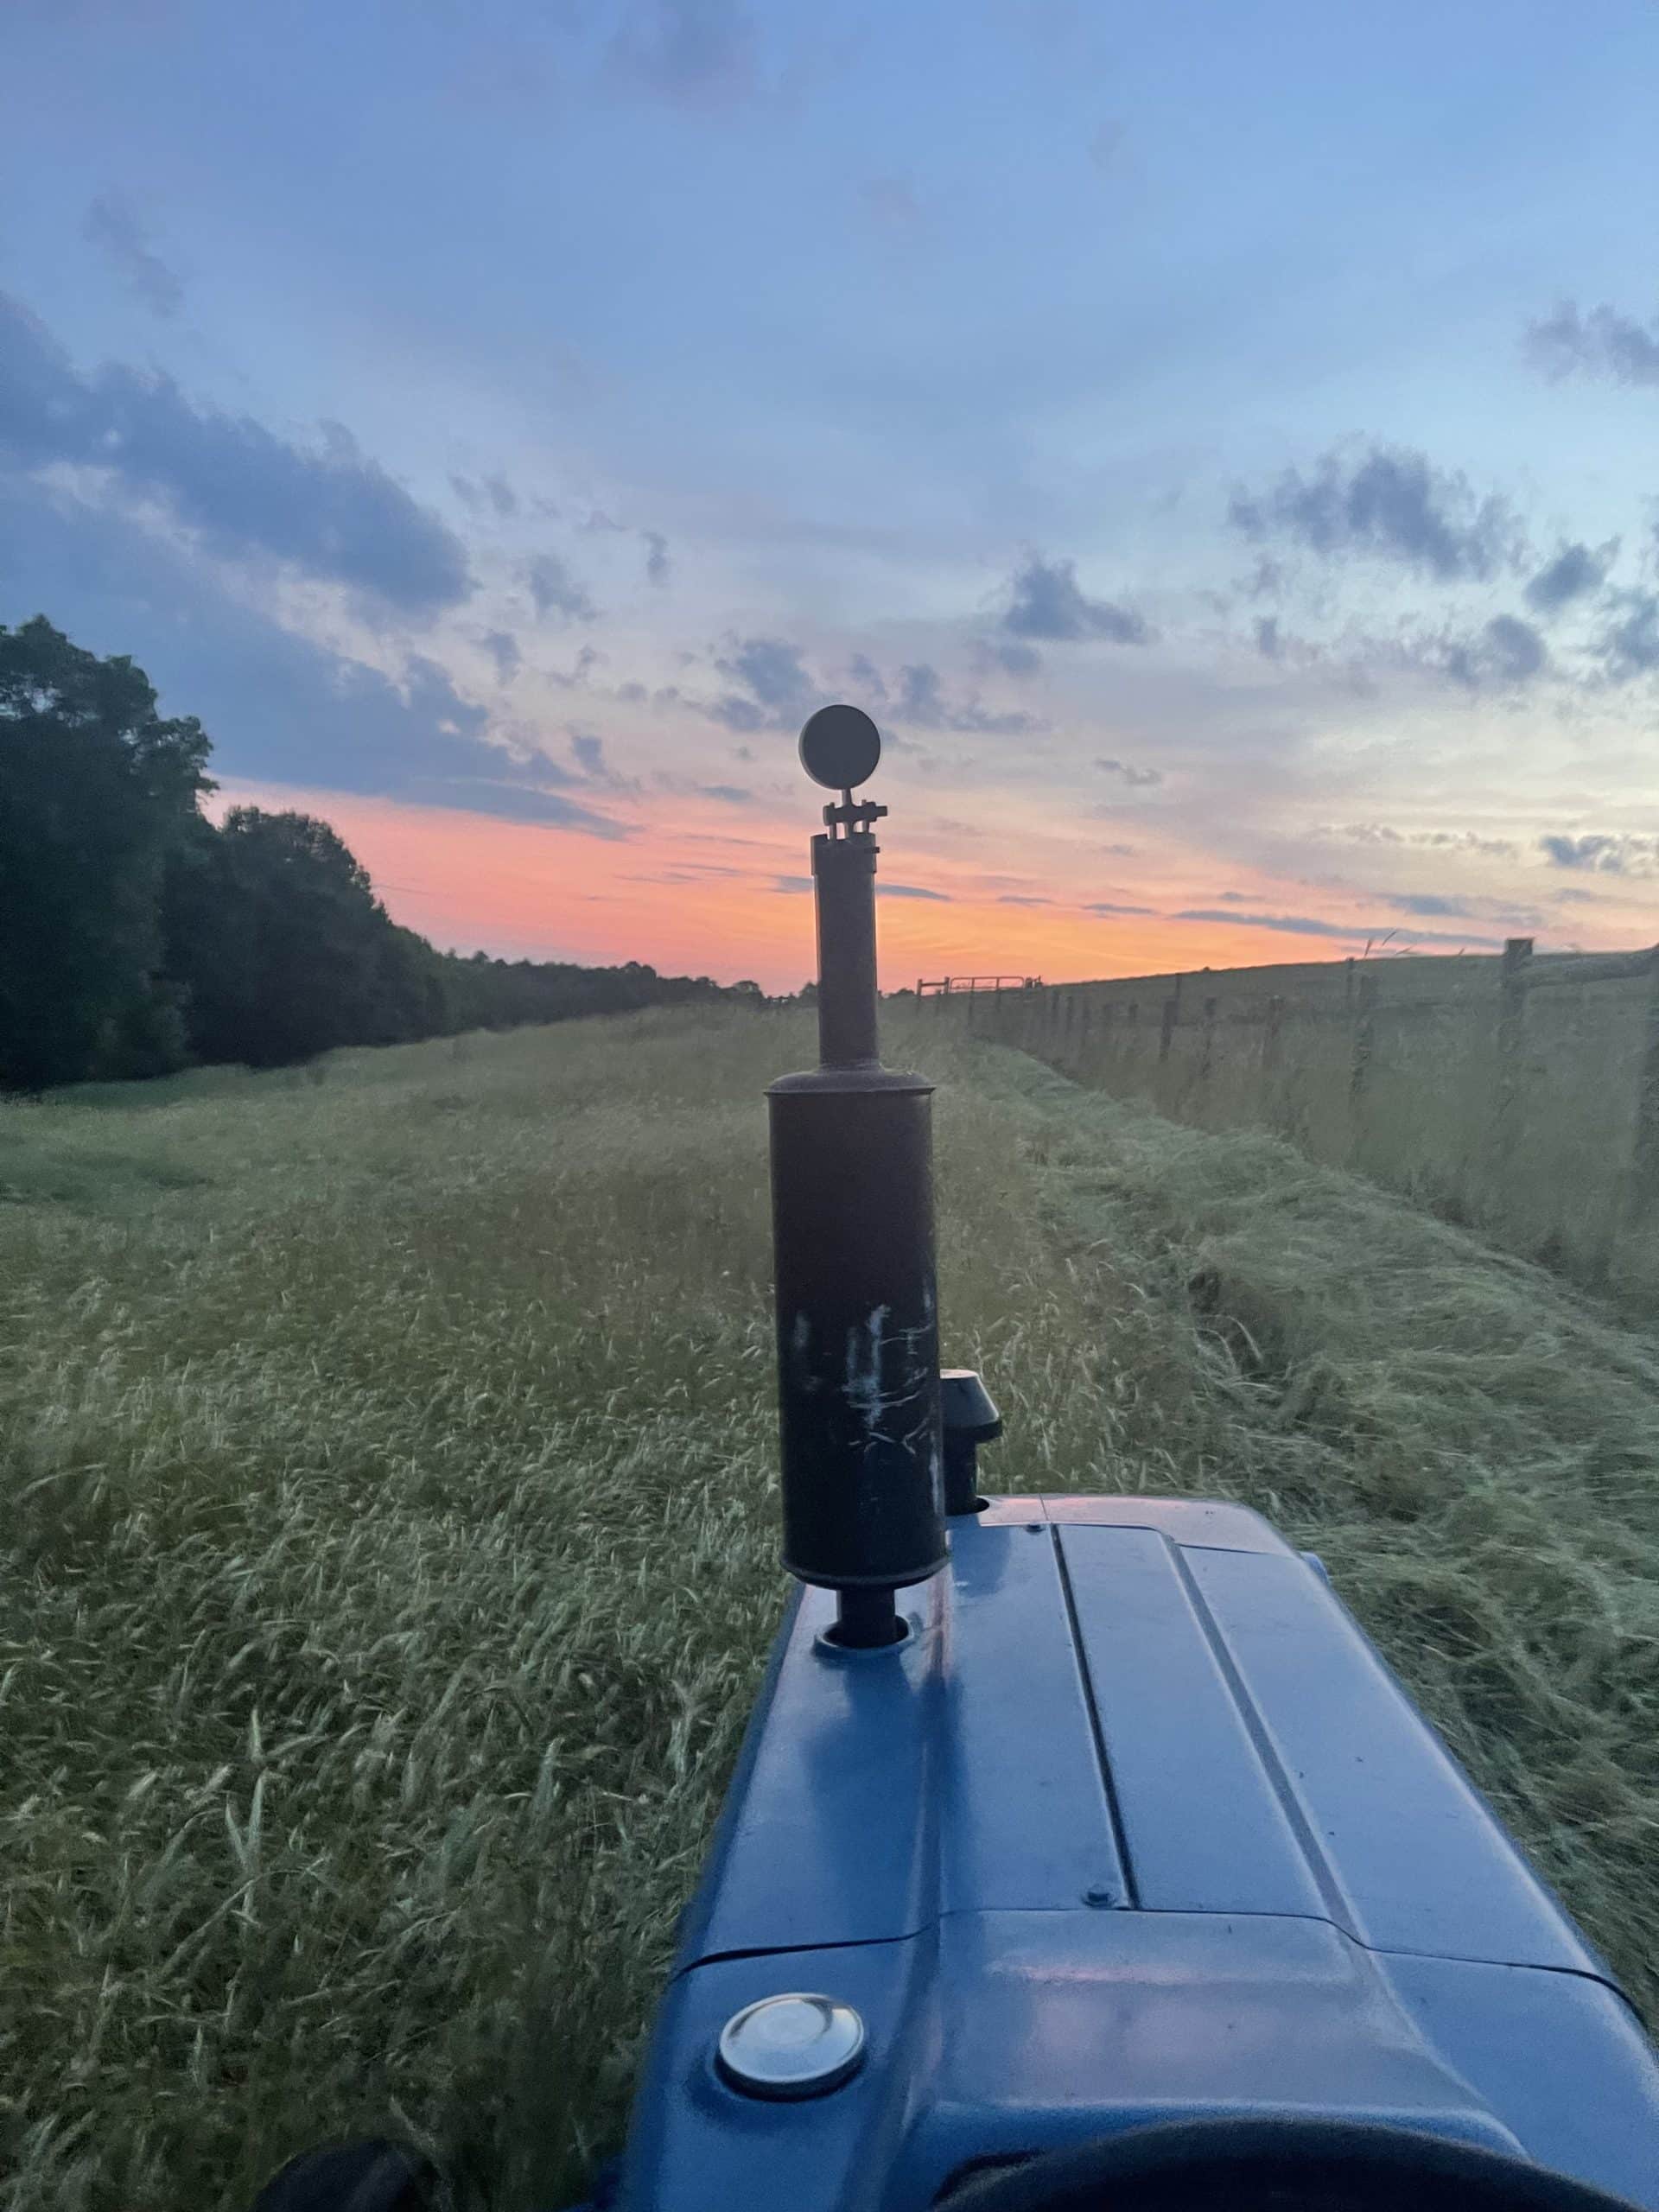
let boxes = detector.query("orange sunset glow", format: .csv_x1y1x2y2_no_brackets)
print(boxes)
217,773,1605,997
213,779,1207,989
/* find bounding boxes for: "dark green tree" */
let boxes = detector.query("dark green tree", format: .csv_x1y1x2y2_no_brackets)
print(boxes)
0,616,211,1088
5,615,749,1087
164,807,408,1067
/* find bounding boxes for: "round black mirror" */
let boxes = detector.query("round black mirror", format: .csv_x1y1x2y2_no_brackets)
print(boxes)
799,704,881,791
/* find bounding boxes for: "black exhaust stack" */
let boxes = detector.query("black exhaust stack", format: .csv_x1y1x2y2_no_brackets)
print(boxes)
767,707,946,1648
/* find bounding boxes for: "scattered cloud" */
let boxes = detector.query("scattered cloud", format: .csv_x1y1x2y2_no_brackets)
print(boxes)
524,552,596,623
1230,442,1521,582
0,471,618,830
696,782,754,804
998,893,1052,906
1380,893,1478,919
399,773,624,832
450,473,524,518
1526,301,1659,389
880,882,950,900
1540,832,1659,876
0,290,471,612
1440,613,1548,689
1596,591,1659,679
1175,909,1357,939
846,651,888,703
1174,907,1497,949
1096,755,1162,788
545,643,604,689
975,636,1043,678
565,728,639,795
480,629,521,683
1253,615,1283,660
643,528,671,587
710,646,1039,737
1376,892,1543,925
892,660,1041,735
609,0,757,110
709,632,816,730
1083,899,1156,916
82,189,183,319
774,874,813,893
1525,539,1615,614
1325,823,1520,859
1002,554,1153,644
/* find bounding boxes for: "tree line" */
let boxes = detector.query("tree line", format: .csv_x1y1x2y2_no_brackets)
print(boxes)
0,617,753,1091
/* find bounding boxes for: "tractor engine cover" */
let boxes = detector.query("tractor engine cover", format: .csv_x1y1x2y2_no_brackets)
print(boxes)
617,1497,1659,2211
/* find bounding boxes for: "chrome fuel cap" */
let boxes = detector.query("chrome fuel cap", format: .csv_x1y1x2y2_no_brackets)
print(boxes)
715,1993,867,2099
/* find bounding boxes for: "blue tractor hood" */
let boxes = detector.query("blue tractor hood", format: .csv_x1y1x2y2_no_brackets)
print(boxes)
618,1497,1659,2210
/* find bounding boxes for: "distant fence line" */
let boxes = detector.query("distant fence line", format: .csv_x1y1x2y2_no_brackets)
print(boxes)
917,974,1044,997
943,939,1659,1298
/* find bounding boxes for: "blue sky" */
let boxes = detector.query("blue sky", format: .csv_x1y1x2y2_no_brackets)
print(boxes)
3,0,1657,983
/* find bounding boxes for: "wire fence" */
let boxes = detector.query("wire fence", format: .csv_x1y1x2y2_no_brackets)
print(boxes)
947,940,1659,1303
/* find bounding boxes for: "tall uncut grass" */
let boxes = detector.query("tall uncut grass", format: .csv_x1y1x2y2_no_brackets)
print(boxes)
979,962,1659,1301
4,1007,1659,2209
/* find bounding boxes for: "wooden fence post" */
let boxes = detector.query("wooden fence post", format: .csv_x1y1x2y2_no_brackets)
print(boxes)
1630,947,1659,1220
1495,937,1534,1171
1159,995,1178,1065
1262,992,1287,1132
1263,994,1285,1074
1199,996,1217,1087
1350,971,1378,1142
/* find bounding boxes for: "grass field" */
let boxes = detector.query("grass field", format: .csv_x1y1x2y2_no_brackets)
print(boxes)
6,1007,1659,2209
977,957,1659,1304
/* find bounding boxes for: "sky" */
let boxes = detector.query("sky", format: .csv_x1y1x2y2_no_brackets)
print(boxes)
3,0,1658,991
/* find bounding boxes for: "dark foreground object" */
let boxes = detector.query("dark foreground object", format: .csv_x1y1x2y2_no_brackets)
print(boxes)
766,700,944,1648
252,2139,439,2212
946,2115,1649,2209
